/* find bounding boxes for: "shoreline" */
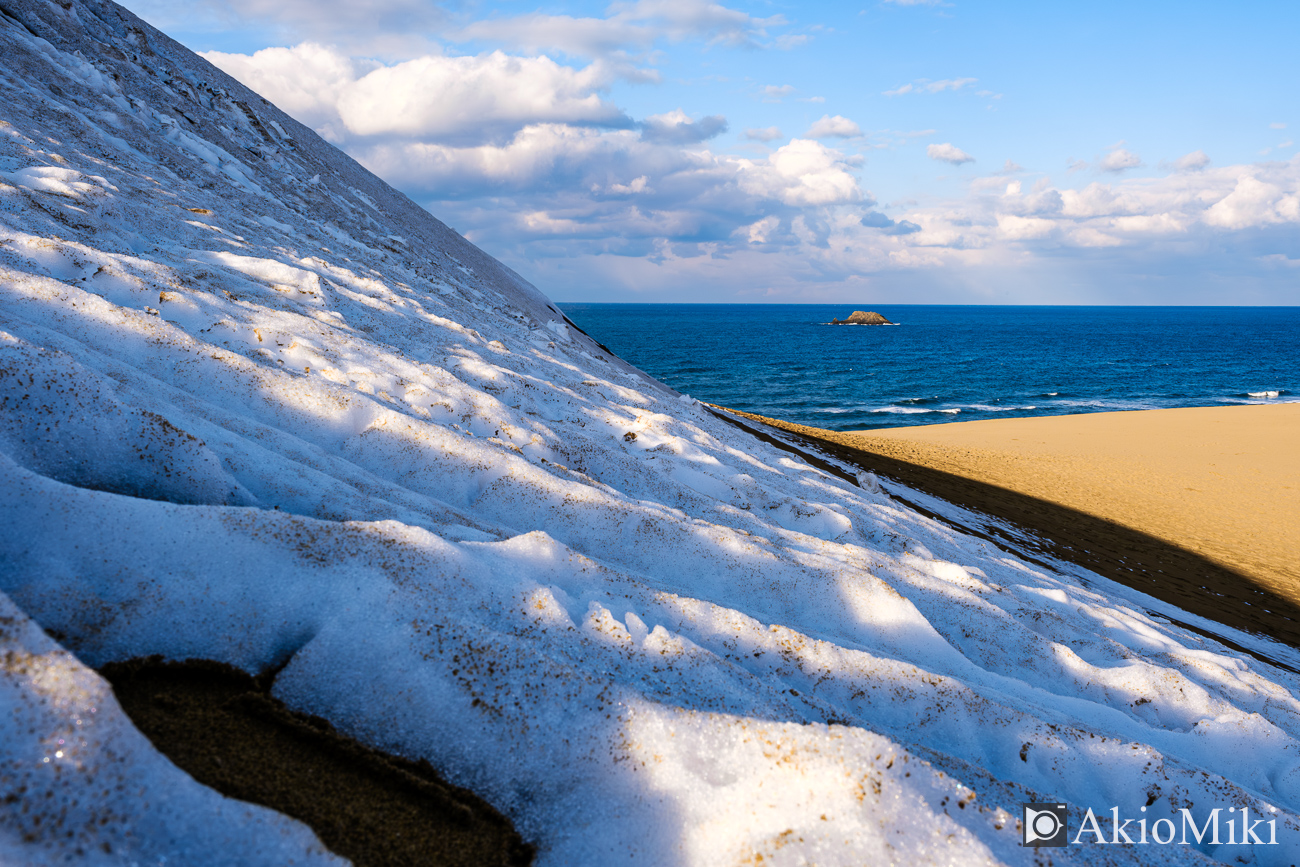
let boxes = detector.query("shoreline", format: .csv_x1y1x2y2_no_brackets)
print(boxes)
715,404,1300,650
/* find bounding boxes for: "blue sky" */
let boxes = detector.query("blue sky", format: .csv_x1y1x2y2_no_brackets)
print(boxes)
119,0,1299,304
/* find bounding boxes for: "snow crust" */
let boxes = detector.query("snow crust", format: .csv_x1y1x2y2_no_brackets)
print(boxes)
2,1,1299,863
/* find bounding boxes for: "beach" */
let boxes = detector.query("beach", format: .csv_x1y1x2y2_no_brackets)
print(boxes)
720,404,1300,649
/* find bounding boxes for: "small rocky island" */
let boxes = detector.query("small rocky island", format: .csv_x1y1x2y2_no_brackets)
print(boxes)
831,310,893,325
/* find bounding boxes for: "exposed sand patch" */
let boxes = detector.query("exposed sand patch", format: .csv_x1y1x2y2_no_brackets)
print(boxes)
99,657,534,867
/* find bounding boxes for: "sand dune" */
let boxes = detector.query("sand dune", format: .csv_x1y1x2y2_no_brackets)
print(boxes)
725,404,1300,646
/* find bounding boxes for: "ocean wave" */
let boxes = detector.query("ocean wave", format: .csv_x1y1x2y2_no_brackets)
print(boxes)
1221,395,1299,406
1246,390,1282,398
1053,398,1162,412
867,406,944,415
959,404,1039,413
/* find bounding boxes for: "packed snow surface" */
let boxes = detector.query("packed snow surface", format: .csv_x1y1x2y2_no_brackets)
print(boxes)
2,2,1300,864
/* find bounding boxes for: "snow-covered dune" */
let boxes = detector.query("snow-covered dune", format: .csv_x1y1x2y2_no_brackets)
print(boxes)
2,2,1298,864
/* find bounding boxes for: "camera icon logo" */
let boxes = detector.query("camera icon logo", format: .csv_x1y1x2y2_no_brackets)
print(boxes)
1022,803,1068,847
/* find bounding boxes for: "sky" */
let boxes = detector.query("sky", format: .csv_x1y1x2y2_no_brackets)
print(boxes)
117,0,1299,304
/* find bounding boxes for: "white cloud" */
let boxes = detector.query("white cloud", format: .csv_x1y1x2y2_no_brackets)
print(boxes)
737,140,863,206
1271,122,1288,130
455,14,654,57
202,44,373,134
775,33,810,49
1203,173,1300,229
927,143,974,164
192,0,448,52
922,78,977,93
1099,148,1141,172
1173,150,1210,172
453,0,785,56
205,45,632,146
760,84,795,102
996,214,1056,240
610,0,787,47
608,175,651,194
885,77,977,96
189,0,786,56
739,214,781,243
640,109,728,144
744,126,783,142
805,114,862,139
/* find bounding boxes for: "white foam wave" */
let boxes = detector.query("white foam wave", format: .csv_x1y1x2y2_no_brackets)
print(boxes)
958,404,1039,413
1248,390,1281,398
1054,398,1160,412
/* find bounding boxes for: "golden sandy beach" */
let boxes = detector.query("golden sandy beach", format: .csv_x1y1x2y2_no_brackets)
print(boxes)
720,404,1300,648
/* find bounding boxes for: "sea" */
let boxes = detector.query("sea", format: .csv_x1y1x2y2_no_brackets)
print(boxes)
557,305,1300,432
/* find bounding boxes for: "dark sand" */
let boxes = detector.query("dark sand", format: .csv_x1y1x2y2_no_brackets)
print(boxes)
710,405,1300,655
99,657,534,867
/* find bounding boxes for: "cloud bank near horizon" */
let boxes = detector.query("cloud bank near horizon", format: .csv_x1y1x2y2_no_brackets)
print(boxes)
184,0,1300,304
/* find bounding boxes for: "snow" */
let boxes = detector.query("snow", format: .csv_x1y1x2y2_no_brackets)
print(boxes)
1,1,1299,864
0,593,345,866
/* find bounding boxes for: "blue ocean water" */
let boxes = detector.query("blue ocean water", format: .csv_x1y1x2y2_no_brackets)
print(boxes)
558,305,1300,431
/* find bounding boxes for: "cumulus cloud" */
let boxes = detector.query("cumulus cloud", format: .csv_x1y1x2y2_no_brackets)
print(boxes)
1203,173,1300,229
1100,148,1142,172
1271,123,1288,130
1173,150,1210,172
737,140,863,206
202,43,373,133
640,109,728,144
205,45,632,146
927,143,974,164
744,126,783,142
805,115,862,139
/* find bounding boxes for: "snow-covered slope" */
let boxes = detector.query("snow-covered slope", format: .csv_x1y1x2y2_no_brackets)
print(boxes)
2,2,1299,864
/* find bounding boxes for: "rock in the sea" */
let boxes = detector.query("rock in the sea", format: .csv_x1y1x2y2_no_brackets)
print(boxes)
832,310,893,325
